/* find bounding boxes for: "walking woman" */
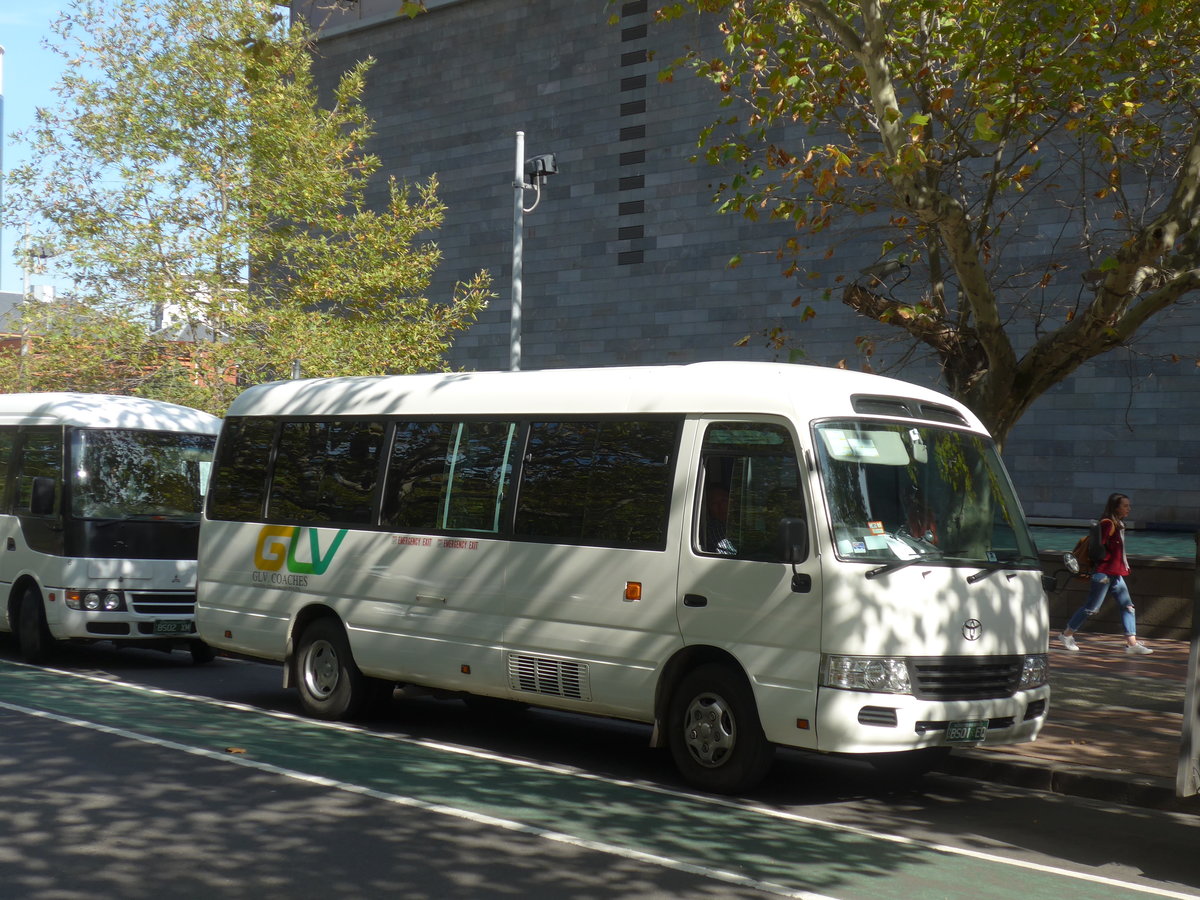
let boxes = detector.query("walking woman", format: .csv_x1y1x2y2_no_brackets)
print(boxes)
1060,492,1153,655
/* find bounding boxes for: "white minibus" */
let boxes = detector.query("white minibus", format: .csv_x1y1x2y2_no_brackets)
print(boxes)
0,393,222,663
197,362,1049,792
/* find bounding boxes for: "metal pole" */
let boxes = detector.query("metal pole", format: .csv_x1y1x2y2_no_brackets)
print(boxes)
19,223,30,389
511,131,524,372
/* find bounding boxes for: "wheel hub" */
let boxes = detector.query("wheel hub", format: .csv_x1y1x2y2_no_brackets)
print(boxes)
683,692,736,768
303,639,340,699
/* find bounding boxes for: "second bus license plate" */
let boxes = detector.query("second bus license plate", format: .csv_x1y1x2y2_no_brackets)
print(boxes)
945,719,989,743
153,619,193,635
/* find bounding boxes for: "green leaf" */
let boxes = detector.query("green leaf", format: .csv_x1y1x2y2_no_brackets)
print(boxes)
973,111,1000,142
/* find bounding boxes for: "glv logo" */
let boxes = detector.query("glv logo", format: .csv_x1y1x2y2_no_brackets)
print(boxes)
254,526,348,575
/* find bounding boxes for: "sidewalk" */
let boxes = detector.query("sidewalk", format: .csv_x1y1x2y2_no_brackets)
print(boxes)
941,634,1199,811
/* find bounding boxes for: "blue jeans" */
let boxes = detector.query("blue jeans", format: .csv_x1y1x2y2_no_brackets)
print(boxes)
1065,573,1136,636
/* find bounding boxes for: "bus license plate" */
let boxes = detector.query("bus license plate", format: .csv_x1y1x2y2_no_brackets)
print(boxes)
153,620,193,635
945,720,988,743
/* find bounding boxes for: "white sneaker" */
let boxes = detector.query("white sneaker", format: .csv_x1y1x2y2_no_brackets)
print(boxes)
1060,634,1079,651
1126,643,1153,656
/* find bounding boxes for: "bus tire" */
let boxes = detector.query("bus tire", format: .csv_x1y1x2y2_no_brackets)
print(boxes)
866,747,950,780
17,586,53,664
667,662,774,794
295,618,384,720
189,640,217,665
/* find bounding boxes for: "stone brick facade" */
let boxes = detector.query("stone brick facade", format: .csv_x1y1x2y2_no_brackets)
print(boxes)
296,0,1200,528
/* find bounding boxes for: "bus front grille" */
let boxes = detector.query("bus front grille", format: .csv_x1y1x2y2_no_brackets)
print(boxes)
128,592,197,615
910,657,1023,700
508,654,592,702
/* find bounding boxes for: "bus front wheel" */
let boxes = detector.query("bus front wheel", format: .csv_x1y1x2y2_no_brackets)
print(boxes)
17,586,53,663
189,640,217,665
667,662,774,794
295,618,389,720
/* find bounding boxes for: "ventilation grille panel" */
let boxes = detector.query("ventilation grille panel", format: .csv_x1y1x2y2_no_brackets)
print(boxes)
507,654,591,701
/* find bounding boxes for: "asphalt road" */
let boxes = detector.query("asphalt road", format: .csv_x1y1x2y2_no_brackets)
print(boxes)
1,641,1198,900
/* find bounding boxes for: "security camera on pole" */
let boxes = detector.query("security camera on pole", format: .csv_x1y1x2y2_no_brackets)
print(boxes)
511,131,557,371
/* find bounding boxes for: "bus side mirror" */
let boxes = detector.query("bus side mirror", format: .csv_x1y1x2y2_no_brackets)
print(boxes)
780,518,812,593
780,517,808,564
30,477,56,516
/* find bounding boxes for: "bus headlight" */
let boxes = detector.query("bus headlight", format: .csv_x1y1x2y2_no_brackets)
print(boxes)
65,590,126,612
821,656,912,694
1019,654,1048,689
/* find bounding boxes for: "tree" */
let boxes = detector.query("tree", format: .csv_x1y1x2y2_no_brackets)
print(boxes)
655,0,1200,446
2,0,489,414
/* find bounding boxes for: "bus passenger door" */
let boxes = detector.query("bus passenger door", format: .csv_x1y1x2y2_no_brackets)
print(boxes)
675,419,823,750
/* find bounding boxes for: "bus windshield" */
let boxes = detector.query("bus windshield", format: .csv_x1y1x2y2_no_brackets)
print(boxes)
71,429,218,520
813,420,1038,567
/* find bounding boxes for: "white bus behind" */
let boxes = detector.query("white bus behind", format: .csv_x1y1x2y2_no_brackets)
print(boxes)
197,362,1049,792
0,393,222,663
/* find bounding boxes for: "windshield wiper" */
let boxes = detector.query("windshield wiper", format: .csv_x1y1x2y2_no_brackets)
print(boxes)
964,556,1040,583
866,557,927,579
966,563,1005,584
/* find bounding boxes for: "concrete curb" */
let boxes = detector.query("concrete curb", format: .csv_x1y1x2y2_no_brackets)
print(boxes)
941,749,1200,813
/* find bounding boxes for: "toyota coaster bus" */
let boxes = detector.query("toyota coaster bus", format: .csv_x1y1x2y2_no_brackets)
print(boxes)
196,362,1049,792
0,393,222,663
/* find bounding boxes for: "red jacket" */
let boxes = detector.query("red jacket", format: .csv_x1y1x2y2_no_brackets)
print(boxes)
1096,517,1130,577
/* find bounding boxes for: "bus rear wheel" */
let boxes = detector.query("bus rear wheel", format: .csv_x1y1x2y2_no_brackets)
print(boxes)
17,586,53,664
667,662,774,794
295,618,389,720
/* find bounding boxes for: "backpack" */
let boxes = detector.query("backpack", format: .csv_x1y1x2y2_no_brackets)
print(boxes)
1069,519,1110,576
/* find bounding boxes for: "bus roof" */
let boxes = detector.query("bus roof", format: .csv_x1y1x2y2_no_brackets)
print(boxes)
0,392,222,434
224,362,986,433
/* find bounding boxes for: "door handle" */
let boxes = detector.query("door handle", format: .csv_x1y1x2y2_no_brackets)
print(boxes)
6,538,13,551
682,593,708,607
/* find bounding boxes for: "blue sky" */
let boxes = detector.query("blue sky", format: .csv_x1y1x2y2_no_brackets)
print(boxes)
1,1,67,295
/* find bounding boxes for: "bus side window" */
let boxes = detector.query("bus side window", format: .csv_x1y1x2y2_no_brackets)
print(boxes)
208,418,277,522
269,419,383,526
382,421,456,531
381,421,516,534
0,427,15,514
515,418,677,550
14,428,63,516
696,422,807,563
440,421,516,533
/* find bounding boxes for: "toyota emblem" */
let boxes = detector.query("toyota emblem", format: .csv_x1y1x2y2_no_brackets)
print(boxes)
962,618,982,641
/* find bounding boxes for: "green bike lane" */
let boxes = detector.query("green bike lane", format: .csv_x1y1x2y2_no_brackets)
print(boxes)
0,660,1190,900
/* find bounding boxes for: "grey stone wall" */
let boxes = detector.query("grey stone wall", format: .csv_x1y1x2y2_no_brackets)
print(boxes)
299,0,1200,528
